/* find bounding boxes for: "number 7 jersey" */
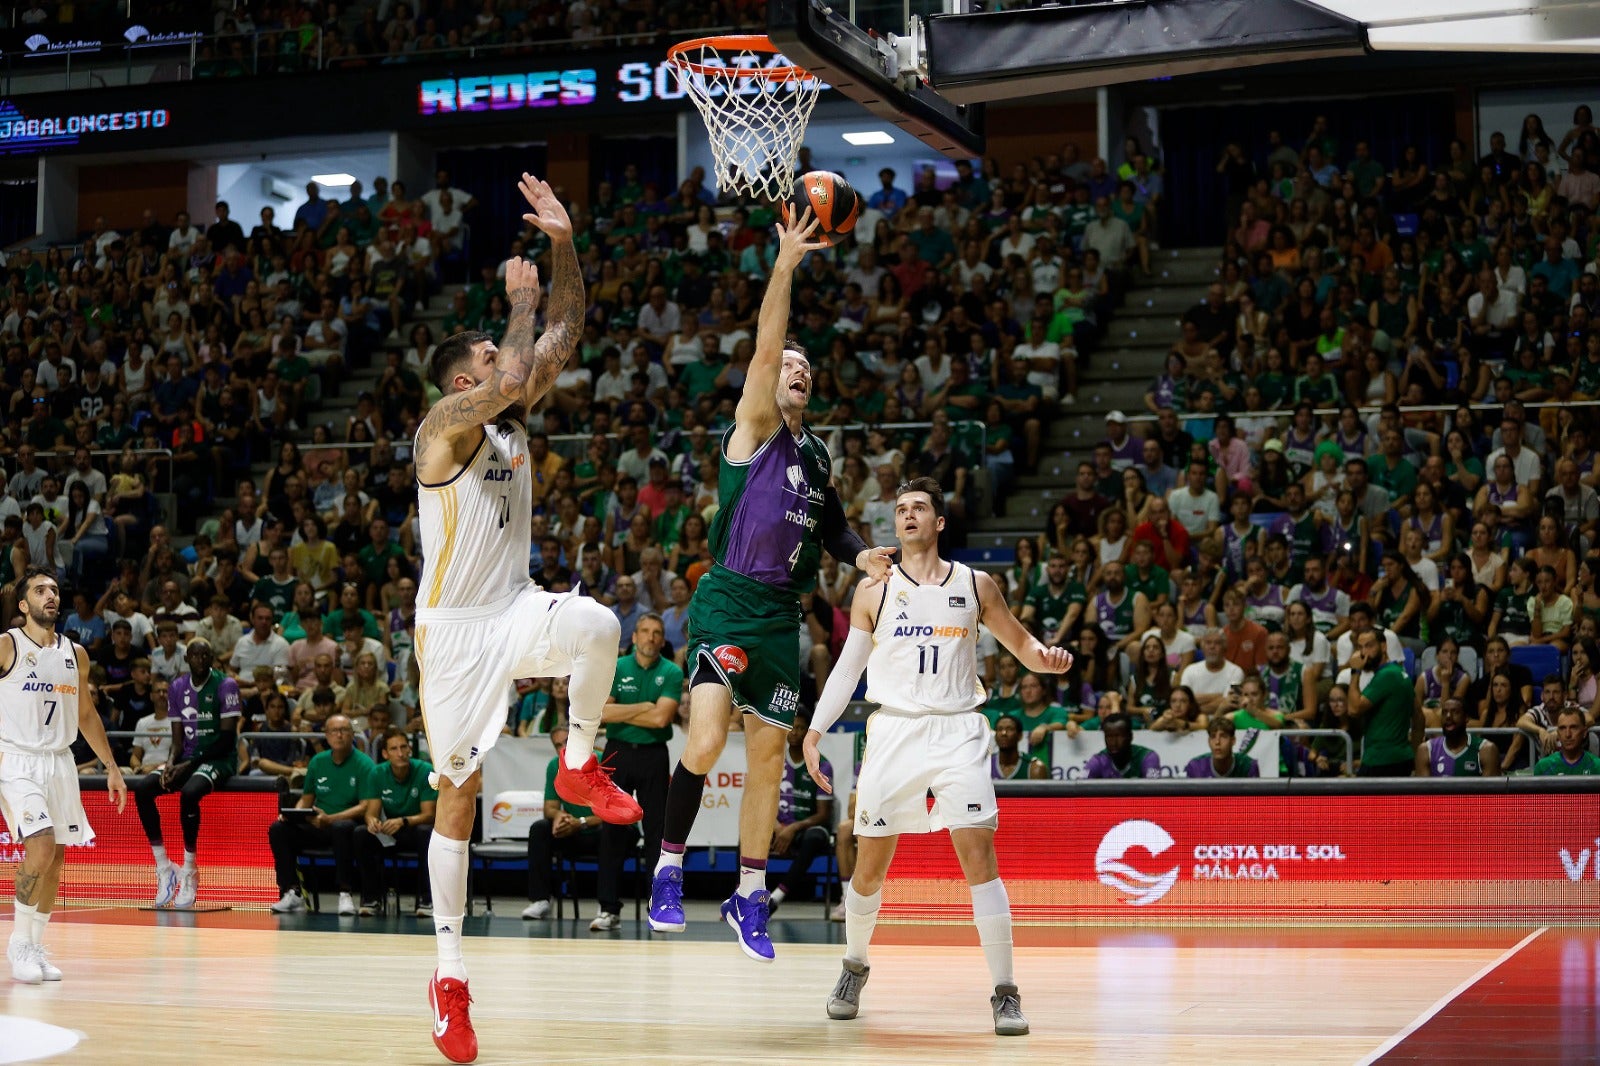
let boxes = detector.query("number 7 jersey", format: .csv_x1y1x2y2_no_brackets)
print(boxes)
0,629,80,755
865,563,985,715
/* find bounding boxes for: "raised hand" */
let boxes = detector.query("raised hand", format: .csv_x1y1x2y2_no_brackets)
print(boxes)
505,255,541,312
775,205,828,265
518,172,572,241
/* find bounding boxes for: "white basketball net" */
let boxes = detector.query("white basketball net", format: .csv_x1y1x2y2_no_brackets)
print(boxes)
670,40,822,202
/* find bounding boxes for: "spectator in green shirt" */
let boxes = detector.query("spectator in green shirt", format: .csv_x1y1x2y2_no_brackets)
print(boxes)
1347,629,1423,777
268,714,376,914
1533,707,1600,775
354,728,437,916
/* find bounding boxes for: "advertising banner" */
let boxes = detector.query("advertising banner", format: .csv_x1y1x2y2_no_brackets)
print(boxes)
0,47,831,157
482,732,856,848
0,785,281,908
1049,728,1283,778
883,791,1600,922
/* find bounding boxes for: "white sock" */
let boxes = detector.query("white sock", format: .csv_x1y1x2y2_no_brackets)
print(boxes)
843,885,881,966
33,910,50,948
970,877,1014,988
769,887,787,905
183,850,198,872
654,849,684,875
151,843,170,867
563,724,598,771
561,599,618,770
428,834,469,981
738,863,766,897
11,901,38,946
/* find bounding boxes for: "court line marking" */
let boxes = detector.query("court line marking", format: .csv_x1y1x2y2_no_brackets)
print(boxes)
1354,924,1547,1066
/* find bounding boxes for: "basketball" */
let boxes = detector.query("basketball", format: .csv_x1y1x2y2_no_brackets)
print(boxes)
786,170,861,246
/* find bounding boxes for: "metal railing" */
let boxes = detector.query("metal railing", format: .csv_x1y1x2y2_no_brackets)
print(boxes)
1122,397,1600,426
24,446,173,490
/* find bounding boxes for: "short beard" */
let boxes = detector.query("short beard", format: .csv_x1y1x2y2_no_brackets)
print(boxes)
27,606,56,627
496,403,528,433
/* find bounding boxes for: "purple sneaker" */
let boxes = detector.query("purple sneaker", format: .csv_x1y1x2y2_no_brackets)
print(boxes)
648,866,686,933
720,890,775,963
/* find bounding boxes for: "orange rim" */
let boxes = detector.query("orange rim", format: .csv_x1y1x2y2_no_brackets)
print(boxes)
666,34,812,80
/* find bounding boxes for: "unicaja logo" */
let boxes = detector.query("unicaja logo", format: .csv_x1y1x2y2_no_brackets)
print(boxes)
124,25,149,43
1095,819,1180,907
24,34,49,52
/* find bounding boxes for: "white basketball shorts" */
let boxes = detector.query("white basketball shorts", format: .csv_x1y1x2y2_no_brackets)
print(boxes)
415,584,577,787
0,749,95,845
853,709,998,839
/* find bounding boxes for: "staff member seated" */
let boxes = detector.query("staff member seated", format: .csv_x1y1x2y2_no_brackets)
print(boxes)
353,727,437,917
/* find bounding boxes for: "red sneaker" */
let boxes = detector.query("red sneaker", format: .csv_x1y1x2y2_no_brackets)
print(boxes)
429,971,478,1064
555,754,643,824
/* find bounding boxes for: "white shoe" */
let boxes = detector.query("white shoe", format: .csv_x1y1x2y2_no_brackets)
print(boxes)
8,937,42,984
521,900,550,920
338,892,358,916
270,889,307,914
589,910,619,931
174,868,198,909
34,944,61,981
154,864,179,907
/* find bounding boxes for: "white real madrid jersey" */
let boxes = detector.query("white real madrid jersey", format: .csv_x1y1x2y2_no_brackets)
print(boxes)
417,423,535,611
0,629,81,755
865,562,985,715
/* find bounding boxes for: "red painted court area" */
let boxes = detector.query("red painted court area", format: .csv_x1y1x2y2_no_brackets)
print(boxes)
1374,927,1600,1065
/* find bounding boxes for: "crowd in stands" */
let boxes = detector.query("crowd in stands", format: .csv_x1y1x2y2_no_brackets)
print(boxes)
1036,103,1600,779
10,0,765,74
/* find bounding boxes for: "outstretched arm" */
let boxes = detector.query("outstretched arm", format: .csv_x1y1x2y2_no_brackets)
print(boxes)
517,175,582,409
729,209,826,459
976,571,1073,676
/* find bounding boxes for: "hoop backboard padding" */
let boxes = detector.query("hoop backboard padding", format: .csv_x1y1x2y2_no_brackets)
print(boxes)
768,0,984,158
667,35,824,201
923,0,1367,105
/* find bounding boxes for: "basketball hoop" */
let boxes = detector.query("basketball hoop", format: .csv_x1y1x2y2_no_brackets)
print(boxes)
667,35,822,202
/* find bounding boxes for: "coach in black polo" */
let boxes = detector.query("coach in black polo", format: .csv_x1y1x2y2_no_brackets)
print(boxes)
591,611,683,929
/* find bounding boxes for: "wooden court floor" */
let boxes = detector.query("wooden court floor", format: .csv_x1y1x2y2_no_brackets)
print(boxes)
1,914,1594,1064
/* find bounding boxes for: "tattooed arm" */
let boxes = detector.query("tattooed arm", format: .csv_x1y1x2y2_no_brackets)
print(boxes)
412,252,543,480
516,175,583,409
413,173,571,482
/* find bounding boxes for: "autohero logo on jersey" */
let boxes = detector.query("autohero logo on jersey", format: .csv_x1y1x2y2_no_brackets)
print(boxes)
1095,819,1350,906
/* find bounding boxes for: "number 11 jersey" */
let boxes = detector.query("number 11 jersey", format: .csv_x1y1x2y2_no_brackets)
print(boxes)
866,563,985,715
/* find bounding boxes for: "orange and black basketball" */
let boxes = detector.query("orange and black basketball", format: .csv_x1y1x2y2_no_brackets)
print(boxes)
786,170,861,246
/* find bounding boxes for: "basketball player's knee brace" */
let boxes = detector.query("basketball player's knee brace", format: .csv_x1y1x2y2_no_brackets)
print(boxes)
563,596,621,657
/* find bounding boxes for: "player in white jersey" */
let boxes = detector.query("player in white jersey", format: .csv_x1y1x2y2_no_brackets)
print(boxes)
802,479,1071,1036
404,173,639,1066
2,566,127,984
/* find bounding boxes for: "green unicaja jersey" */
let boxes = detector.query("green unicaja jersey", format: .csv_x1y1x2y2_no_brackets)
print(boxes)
1358,663,1416,768
1534,750,1600,776
304,748,376,815
707,423,833,596
1027,581,1079,636
605,650,684,746
362,758,438,819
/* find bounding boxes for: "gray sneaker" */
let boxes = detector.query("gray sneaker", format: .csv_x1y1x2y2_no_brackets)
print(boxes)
991,983,1029,1035
826,958,870,1020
